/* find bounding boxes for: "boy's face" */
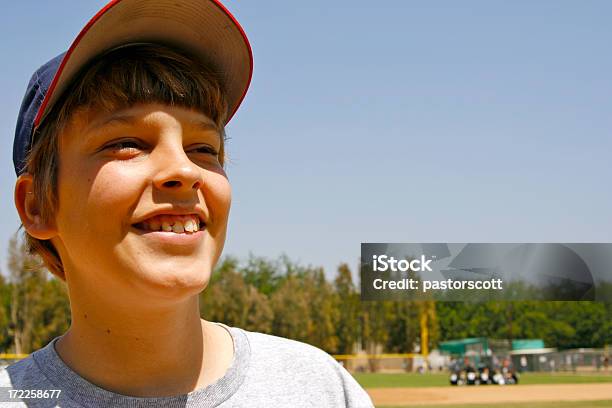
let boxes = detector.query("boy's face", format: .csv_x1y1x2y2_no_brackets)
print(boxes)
50,103,230,302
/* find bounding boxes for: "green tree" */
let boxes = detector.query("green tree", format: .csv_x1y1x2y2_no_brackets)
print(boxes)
304,267,339,352
544,302,608,349
240,254,284,296
270,274,312,342
385,301,419,353
361,300,394,371
30,278,71,351
200,257,273,333
8,234,47,353
0,274,11,352
6,233,70,354
334,264,360,354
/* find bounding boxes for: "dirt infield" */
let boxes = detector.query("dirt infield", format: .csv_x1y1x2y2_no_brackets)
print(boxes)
367,383,612,406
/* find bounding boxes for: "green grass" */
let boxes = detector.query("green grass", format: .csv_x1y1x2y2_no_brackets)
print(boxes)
520,373,612,385
354,372,612,389
355,372,448,388
380,400,612,408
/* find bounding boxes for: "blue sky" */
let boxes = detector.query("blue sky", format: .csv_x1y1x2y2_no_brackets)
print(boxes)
1,0,611,279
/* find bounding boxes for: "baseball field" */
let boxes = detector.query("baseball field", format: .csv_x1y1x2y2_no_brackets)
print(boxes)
355,372,612,407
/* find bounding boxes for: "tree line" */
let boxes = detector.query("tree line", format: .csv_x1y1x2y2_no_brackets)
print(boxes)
1,234,611,355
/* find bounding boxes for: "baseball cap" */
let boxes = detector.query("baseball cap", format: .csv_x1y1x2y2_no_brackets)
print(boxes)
13,0,253,176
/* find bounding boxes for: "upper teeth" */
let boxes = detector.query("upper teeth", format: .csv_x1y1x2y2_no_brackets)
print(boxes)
141,215,201,233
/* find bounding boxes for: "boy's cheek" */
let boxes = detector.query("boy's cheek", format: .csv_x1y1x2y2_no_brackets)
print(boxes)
58,164,143,230
203,177,232,227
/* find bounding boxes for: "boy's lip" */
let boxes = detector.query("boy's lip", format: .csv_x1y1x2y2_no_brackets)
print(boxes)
131,207,207,226
129,225,206,247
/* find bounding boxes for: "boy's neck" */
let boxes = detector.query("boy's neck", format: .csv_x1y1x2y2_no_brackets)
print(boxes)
54,297,234,397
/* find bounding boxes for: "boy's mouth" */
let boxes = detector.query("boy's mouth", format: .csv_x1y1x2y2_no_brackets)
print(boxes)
132,214,205,234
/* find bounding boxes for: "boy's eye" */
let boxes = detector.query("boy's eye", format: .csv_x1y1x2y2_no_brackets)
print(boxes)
102,140,218,157
105,140,142,152
190,145,219,156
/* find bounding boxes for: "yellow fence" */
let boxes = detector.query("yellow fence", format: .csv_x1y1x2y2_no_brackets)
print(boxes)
332,353,427,373
333,353,423,360
0,353,28,360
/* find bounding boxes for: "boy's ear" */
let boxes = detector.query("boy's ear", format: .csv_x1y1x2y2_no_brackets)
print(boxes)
14,173,58,240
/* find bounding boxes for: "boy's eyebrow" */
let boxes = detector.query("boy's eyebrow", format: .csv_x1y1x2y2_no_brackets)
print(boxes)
85,112,136,133
192,119,219,132
85,112,219,133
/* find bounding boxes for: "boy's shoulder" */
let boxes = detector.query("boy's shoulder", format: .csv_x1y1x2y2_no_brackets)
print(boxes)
232,327,374,407
0,350,58,407
1,339,60,384
243,328,335,360
1,352,49,388
240,328,345,375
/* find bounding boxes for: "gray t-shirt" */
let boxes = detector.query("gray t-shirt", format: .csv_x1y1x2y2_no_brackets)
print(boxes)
0,324,373,407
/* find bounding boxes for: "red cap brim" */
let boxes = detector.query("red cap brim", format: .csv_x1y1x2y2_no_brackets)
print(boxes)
34,0,253,128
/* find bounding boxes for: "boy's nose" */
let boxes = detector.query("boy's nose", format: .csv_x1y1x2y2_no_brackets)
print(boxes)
152,149,203,193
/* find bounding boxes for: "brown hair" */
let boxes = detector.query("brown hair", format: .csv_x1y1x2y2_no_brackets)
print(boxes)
22,43,229,280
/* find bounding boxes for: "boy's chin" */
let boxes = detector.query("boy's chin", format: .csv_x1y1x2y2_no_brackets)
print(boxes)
129,263,212,300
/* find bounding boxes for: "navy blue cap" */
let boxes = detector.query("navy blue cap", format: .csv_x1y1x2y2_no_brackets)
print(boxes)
13,53,65,176
11,0,254,178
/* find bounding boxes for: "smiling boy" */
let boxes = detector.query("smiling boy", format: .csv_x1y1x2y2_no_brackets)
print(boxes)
0,1,373,407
